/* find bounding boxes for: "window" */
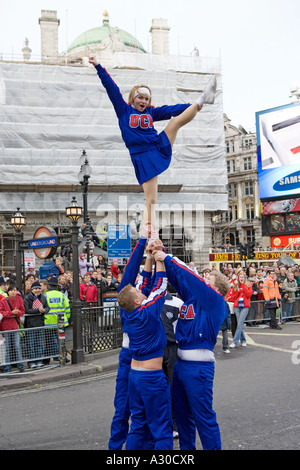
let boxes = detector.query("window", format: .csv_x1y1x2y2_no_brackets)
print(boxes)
227,160,235,173
243,156,252,171
0,233,15,269
226,142,230,154
270,215,285,232
245,204,254,220
286,214,300,232
244,181,253,196
244,138,253,147
246,229,255,242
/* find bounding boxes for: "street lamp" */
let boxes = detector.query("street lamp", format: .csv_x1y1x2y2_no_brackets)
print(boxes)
78,149,92,224
10,208,26,292
66,196,84,364
78,149,92,261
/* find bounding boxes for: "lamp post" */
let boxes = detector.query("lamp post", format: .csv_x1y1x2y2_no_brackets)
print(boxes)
10,208,26,293
78,149,92,261
66,196,84,364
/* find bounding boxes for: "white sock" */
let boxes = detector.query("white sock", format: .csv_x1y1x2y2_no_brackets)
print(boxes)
196,94,206,107
196,76,217,108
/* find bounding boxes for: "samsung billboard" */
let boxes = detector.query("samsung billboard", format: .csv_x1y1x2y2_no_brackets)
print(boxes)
256,101,300,201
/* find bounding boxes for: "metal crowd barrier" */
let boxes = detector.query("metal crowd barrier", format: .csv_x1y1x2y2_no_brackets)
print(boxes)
1,297,298,371
229,297,300,325
81,297,300,355
81,303,123,354
0,324,63,375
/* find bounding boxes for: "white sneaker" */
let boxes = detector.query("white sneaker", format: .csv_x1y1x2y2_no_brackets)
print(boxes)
202,76,217,104
223,348,230,354
241,342,247,347
229,342,236,348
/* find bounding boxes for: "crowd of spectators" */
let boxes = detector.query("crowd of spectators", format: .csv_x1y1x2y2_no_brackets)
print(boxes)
206,261,299,326
1,240,299,371
22,251,123,305
0,248,125,372
189,260,299,353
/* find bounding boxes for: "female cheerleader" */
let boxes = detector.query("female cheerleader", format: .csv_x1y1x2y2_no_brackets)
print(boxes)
89,57,216,230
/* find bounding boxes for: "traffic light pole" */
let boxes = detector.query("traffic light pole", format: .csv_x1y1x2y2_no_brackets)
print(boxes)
239,241,256,267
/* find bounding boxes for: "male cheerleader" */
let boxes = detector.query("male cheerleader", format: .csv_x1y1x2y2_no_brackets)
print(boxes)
117,240,173,450
153,250,230,450
108,223,154,449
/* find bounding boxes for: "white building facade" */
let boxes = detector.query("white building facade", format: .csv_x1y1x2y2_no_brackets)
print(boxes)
0,11,228,270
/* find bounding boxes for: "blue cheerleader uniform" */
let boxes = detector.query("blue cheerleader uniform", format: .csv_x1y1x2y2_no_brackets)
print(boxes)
94,63,191,184
122,269,173,450
109,236,151,450
163,255,227,450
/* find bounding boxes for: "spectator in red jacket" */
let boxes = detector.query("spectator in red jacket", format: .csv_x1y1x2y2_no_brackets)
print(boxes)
0,284,25,372
229,271,252,349
110,259,121,279
80,273,98,303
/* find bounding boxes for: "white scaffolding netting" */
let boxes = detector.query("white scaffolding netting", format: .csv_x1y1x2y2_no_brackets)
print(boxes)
0,52,228,211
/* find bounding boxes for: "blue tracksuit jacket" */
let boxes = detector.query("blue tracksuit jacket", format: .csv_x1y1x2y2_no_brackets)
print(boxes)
122,270,168,361
163,255,227,351
117,237,149,331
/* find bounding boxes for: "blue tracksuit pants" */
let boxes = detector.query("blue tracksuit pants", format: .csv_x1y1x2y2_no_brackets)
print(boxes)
173,358,221,450
126,368,173,450
108,347,132,450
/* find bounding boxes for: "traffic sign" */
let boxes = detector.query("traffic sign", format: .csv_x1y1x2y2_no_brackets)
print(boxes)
107,224,131,264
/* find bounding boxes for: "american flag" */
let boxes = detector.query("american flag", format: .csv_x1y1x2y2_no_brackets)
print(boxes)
32,295,43,309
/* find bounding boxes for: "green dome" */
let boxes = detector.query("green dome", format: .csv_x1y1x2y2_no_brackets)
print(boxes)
68,16,146,53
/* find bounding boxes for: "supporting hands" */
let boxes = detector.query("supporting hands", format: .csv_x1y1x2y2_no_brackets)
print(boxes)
152,248,167,262
147,239,163,257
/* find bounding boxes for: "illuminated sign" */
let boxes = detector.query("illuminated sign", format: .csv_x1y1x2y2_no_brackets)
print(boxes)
271,234,300,248
256,101,300,200
209,251,300,261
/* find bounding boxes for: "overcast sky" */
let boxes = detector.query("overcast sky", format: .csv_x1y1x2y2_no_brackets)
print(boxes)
1,0,299,131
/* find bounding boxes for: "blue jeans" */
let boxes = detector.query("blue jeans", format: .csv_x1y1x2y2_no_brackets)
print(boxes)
44,328,59,361
2,330,24,372
282,301,294,321
232,307,249,345
27,328,45,365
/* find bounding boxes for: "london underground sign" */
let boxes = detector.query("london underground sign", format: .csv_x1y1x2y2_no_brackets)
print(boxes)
19,226,72,259
31,226,57,259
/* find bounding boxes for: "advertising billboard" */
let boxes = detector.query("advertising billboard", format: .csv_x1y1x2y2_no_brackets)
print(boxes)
256,101,300,200
262,198,300,214
271,234,300,248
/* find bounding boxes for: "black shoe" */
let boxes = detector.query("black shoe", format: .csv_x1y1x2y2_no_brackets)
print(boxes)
271,325,282,330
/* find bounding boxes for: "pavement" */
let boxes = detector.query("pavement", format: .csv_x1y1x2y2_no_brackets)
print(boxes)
2,321,299,392
0,347,121,391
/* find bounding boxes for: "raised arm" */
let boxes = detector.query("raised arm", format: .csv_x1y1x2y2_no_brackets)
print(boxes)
154,251,221,308
118,237,147,293
89,57,127,118
138,268,168,318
